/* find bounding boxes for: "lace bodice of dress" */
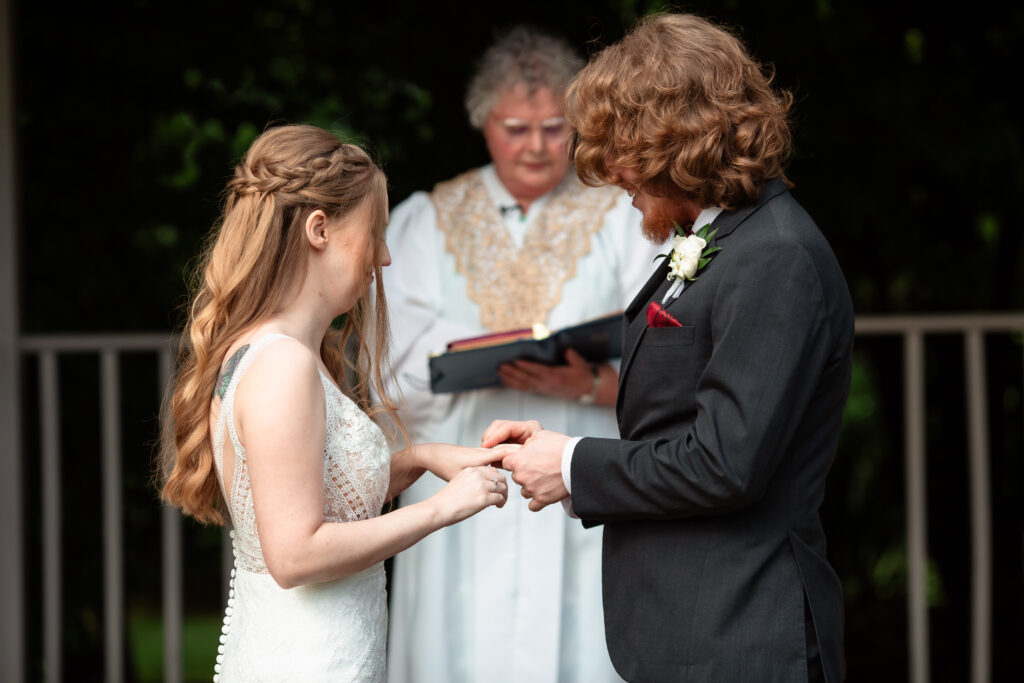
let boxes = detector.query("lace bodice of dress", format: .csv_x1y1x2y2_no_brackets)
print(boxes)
211,333,391,573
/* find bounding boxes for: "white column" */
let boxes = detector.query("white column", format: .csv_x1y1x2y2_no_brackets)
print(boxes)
0,0,25,680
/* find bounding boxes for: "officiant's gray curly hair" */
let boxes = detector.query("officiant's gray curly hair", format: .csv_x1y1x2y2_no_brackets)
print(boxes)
465,26,583,129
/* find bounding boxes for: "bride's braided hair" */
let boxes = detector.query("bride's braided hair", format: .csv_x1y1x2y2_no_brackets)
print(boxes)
161,124,400,525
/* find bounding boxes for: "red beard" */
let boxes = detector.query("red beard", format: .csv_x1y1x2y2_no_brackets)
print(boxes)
640,193,701,244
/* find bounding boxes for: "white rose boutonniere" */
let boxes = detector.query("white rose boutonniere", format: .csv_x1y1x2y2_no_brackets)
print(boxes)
656,222,721,301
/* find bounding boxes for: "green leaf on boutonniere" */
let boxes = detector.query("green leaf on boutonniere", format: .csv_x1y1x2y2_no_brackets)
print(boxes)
695,223,717,241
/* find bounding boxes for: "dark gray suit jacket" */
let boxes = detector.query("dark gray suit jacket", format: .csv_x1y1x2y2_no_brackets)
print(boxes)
572,178,852,682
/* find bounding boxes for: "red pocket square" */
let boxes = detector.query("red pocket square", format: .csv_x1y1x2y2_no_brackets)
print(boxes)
646,302,682,328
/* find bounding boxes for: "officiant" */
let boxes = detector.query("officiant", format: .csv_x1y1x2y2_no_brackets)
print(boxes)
383,26,663,683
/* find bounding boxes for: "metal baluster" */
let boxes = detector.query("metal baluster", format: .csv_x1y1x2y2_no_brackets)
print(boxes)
40,351,61,683
965,330,992,683
904,331,929,683
101,350,123,683
159,346,183,683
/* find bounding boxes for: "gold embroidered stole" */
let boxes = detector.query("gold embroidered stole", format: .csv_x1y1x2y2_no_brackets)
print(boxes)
430,170,619,331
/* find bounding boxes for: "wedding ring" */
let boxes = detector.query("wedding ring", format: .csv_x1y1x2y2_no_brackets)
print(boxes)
493,479,500,493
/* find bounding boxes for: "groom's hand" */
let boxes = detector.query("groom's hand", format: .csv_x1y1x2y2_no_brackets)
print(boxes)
501,429,570,512
481,419,543,447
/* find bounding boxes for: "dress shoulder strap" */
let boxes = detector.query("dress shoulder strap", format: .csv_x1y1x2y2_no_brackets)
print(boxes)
211,333,295,494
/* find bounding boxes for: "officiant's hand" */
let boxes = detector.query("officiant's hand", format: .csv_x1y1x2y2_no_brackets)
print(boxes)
498,429,570,512
498,348,596,400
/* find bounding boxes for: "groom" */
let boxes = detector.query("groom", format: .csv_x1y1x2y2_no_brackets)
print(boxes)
486,13,852,683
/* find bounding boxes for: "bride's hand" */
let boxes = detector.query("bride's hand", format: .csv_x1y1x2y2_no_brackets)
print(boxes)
430,466,508,526
418,442,520,482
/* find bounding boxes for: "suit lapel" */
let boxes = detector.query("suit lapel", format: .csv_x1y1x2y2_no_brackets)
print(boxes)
619,261,668,372
616,261,675,417
624,258,669,323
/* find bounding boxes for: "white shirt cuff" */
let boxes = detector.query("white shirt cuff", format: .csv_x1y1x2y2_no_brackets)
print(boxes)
561,436,582,495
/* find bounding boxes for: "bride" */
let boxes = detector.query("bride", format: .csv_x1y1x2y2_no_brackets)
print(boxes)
160,124,511,681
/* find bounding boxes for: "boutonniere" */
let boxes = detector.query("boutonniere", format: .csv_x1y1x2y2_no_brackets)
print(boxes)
655,222,721,301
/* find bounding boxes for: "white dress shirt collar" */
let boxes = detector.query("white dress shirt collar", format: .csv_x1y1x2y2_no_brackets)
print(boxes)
693,206,725,233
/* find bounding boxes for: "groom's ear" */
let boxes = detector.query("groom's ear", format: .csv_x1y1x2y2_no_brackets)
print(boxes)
305,209,330,250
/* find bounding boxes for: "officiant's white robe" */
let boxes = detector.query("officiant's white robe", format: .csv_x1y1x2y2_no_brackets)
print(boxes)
384,165,663,683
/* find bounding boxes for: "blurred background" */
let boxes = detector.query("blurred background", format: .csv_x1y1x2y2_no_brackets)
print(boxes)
2,0,1022,681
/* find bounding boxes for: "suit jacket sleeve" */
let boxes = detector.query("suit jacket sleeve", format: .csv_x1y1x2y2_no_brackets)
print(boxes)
571,235,845,521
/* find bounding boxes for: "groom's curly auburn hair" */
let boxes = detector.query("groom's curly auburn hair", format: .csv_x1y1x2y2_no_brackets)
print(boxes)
566,13,794,210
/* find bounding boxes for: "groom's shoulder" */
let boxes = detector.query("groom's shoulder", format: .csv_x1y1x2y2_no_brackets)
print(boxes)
726,189,852,311
752,184,816,234
739,187,837,263
760,189,854,324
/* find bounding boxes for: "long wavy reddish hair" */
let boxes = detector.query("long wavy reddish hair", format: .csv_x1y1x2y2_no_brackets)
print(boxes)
161,124,400,525
566,13,794,209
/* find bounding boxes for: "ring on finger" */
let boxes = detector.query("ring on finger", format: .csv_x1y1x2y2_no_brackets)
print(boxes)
493,479,500,493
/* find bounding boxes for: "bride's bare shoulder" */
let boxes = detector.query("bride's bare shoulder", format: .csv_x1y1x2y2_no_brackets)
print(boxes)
234,336,323,408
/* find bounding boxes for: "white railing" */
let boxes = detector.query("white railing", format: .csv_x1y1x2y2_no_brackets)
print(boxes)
2,313,1023,682
19,334,182,683
854,313,1024,683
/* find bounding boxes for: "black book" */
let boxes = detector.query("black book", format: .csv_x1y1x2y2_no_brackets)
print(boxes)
428,312,624,394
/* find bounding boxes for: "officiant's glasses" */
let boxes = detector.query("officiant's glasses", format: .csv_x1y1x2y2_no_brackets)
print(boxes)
494,116,569,142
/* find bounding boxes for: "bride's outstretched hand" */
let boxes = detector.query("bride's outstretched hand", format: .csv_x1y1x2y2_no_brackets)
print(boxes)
420,442,520,482
431,466,509,525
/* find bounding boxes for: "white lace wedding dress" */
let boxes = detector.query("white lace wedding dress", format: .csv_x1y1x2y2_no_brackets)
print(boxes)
210,333,391,682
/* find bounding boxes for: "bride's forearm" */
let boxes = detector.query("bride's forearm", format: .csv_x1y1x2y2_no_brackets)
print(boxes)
387,446,428,499
388,443,451,490
266,499,443,588
386,444,437,501
263,462,507,588
386,442,509,502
